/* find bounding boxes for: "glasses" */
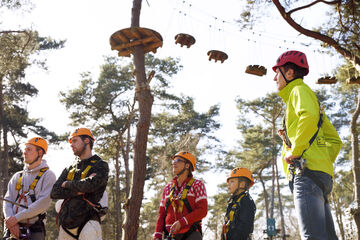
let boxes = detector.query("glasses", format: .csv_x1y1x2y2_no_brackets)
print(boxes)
172,158,186,164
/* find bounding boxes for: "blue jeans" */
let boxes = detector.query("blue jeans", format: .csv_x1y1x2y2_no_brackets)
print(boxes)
293,171,338,240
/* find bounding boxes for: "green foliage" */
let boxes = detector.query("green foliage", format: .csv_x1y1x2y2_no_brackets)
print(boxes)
206,183,228,239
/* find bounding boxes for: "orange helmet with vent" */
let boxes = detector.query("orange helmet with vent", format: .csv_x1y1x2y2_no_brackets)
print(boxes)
26,137,48,154
173,151,196,171
227,167,254,188
69,128,95,143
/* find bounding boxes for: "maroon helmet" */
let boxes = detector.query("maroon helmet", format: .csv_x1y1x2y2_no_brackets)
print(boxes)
272,50,309,76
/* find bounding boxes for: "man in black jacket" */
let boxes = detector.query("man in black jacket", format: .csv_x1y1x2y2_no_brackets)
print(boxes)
51,128,109,240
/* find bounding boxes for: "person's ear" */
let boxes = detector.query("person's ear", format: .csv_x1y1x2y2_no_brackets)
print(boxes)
286,68,294,78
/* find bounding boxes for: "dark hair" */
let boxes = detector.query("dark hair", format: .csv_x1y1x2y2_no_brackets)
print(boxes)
283,62,307,79
238,177,251,190
185,160,193,177
80,135,94,150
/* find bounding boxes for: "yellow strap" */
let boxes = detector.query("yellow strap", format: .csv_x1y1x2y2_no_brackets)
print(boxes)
16,168,49,191
16,175,22,191
30,168,49,190
178,178,195,213
67,160,97,181
224,193,245,233
81,165,92,179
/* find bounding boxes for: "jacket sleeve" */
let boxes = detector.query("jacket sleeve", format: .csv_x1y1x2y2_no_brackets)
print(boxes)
290,87,319,157
228,196,256,240
3,173,20,218
179,180,208,227
15,170,57,222
322,114,342,162
50,167,78,199
154,186,167,239
64,161,109,193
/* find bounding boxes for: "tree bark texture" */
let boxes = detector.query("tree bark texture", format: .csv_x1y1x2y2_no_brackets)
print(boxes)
123,1,154,239
350,90,360,240
115,141,121,240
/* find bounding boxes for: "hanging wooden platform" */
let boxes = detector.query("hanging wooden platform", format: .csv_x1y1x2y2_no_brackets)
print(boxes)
316,76,337,84
347,76,360,84
175,33,195,48
207,50,228,63
110,27,163,57
245,65,267,76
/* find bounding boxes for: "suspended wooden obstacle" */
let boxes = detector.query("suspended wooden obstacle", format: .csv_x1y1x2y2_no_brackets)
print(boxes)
316,76,337,84
110,27,163,57
347,76,360,84
245,65,267,76
175,33,195,48
207,50,228,63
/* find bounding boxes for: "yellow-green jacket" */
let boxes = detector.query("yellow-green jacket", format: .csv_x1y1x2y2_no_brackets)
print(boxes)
278,78,342,178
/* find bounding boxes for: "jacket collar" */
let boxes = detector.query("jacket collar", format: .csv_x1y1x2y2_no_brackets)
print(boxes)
278,78,304,102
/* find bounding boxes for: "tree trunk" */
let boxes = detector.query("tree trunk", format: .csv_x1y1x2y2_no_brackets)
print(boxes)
115,141,121,240
272,120,287,239
259,168,269,219
350,90,360,240
0,74,3,238
332,191,345,240
122,0,154,239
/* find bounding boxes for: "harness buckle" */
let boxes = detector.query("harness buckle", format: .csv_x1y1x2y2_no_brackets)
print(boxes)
19,226,31,239
291,158,306,176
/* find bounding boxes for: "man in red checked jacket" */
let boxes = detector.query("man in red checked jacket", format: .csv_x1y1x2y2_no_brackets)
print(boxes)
154,151,208,240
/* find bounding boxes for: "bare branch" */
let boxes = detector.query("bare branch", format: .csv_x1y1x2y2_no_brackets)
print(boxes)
272,0,360,72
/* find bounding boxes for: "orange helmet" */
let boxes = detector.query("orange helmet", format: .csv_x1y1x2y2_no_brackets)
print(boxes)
69,128,95,143
173,151,196,171
227,167,254,188
26,137,48,154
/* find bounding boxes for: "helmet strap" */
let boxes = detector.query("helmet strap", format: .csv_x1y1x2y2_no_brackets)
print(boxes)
232,179,247,196
279,67,295,85
28,151,41,166
177,166,187,177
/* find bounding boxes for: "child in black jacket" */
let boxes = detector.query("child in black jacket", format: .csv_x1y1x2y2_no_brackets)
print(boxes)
222,167,256,240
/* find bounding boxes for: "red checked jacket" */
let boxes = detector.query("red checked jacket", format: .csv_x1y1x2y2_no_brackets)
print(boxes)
154,176,208,239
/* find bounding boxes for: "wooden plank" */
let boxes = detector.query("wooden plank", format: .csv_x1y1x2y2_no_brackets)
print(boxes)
130,27,142,39
144,41,163,53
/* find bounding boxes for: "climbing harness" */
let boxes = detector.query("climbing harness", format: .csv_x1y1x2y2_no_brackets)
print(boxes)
222,192,246,240
164,178,202,239
59,159,107,239
15,167,49,209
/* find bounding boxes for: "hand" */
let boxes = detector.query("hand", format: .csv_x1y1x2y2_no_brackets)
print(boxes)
169,220,181,234
61,181,68,188
9,223,20,239
284,153,300,164
5,216,18,229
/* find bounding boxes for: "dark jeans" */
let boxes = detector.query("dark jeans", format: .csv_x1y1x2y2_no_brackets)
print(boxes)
293,170,338,240
172,231,202,240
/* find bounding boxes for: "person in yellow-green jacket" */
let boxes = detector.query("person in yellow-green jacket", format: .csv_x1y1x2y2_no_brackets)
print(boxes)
273,50,342,240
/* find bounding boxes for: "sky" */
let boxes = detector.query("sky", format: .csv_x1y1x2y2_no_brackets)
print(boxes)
2,0,340,199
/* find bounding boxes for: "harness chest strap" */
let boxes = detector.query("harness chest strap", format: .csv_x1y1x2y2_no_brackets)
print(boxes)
16,167,49,202
15,167,49,215
66,160,98,181
167,178,195,214
223,192,246,234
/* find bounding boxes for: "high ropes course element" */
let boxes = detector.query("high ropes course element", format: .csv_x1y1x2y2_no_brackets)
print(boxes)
110,27,163,57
